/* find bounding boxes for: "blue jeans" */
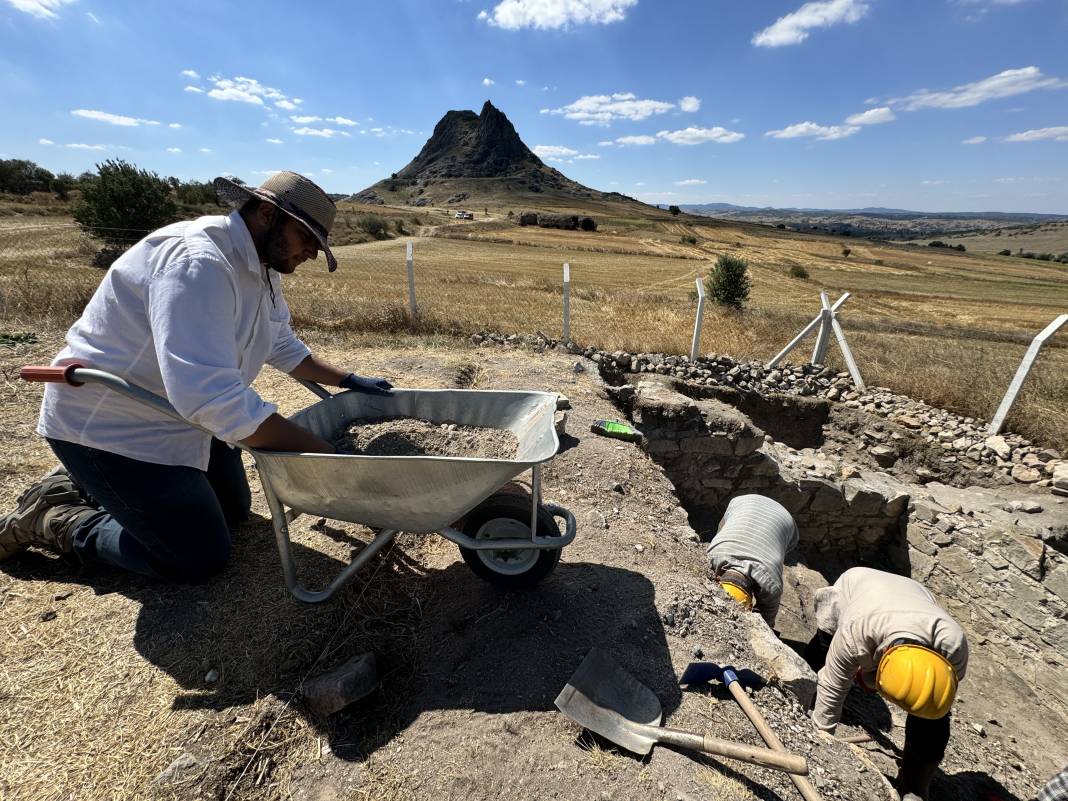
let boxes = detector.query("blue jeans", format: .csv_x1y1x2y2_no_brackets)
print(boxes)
47,437,251,581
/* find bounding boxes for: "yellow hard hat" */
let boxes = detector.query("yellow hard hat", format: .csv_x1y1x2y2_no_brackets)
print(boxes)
720,580,753,610
876,643,958,719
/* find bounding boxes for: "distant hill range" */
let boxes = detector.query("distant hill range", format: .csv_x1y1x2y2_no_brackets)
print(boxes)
679,203,1068,240
353,101,640,210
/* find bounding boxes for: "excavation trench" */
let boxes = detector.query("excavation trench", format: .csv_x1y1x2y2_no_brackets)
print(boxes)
609,375,911,574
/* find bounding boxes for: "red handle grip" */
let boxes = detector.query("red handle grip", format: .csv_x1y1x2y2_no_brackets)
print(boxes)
20,363,86,386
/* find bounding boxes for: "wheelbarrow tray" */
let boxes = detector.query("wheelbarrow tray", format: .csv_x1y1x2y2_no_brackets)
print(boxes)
251,388,560,533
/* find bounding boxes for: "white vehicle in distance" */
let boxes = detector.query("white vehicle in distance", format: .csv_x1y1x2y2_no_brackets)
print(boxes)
454,210,474,220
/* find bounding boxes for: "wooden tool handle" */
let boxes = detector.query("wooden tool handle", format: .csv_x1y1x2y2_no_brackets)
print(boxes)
726,680,824,801
655,727,809,775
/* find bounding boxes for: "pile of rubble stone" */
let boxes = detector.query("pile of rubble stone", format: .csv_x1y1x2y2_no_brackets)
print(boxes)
468,332,1067,496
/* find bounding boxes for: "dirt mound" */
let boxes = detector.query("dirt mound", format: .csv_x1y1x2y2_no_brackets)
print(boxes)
333,417,518,459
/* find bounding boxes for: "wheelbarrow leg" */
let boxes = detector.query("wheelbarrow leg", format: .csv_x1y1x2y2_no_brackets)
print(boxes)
261,475,397,603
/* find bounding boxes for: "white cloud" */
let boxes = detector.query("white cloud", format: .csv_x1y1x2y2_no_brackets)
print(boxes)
168,122,181,129
994,176,1025,183
533,144,600,163
6,0,76,19
635,181,645,186
597,140,614,146
320,168,333,174
167,147,182,153
921,179,947,185
765,121,860,140
184,86,204,94
199,148,213,153
203,75,296,108
886,67,1066,111
482,77,495,86
266,138,283,144
85,11,99,23
679,96,701,113
71,109,160,127
181,69,200,79
657,126,744,144
674,178,706,185
845,106,895,125
962,135,987,144
328,116,358,126
38,138,54,145
1004,126,1068,142
478,0,637,30
614,135,656,145
290,115,321,124
534,145,579,159
753,0,870,47
543,92,675,125
274,99,298,110
515,79,526,86
292,127,351,138
66,143,107,150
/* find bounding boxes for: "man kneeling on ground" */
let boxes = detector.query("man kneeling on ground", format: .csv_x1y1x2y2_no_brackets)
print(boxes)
804,566,968,801
707,494,799,629
0,171,392,581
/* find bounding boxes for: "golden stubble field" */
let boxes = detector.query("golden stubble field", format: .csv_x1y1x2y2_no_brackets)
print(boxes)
1,208,1067,449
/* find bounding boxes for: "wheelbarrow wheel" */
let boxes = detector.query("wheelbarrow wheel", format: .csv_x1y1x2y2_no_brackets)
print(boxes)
458,492,561,589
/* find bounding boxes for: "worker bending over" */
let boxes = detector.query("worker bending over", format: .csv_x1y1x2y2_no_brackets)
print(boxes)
805,567,968,801
707,494,799,628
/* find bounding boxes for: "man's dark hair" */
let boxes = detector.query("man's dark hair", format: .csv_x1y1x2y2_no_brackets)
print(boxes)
240,197,265,217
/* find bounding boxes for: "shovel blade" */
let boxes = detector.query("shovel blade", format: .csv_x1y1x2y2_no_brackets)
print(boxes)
554,648,662,756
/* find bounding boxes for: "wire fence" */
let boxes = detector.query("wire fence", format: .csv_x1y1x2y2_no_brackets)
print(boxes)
1,220,1067,449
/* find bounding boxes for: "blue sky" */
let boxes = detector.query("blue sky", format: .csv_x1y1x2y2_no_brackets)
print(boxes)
2,0,1067,213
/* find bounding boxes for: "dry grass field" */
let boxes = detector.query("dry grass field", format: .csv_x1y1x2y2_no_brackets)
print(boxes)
920,219,1068,255
2,206,1067,450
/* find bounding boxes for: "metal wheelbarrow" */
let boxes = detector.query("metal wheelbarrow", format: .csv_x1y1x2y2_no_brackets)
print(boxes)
21,364,578,603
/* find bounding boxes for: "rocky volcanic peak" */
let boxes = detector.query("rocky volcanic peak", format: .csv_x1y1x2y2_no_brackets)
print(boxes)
397,100,544,180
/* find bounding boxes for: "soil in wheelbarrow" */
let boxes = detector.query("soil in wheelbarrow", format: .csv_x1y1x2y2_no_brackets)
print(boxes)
333,417,519,459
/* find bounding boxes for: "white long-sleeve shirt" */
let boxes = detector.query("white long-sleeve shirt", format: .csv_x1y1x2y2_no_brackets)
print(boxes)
38,212,311,471
707,494,798,627
811,567,969,733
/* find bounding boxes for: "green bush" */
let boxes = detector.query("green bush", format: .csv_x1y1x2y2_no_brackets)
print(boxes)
0,158,54,195
789,264,809,279
998,249,1012,256
72,160,176,248
356,214,390,239
841,246,851,258
680,235,697,245
705,254,751,309
668,205,681,216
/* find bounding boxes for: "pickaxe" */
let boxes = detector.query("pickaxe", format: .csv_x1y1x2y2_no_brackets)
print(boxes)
680,662,824,801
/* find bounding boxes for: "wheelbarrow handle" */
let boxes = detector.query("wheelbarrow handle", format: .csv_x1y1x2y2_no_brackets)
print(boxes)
20,363,86,386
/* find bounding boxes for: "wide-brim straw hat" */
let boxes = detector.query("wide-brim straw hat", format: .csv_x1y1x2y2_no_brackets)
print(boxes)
214,171,338,272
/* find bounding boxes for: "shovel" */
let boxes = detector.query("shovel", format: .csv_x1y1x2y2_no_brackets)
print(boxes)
555,648,808,776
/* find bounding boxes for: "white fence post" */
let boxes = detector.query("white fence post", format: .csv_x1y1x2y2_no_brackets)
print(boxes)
987,313,1068,435
827,294,866,390
690,276,706,362
769,292,850,368
562,262,571,343
811,292,832,365
405,241,417,316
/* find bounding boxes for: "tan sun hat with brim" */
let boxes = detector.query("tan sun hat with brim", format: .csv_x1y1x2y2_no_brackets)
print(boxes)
214,171,338,272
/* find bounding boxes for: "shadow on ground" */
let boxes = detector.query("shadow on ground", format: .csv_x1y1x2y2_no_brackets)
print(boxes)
3,514,675,764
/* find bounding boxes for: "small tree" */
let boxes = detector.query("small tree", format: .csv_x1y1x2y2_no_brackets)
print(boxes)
706,254,751,309
789,264,809,279
841,246,851,258
73,160,176,247
668,205,681,216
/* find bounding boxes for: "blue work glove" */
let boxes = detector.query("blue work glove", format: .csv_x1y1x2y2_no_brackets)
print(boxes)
339,373,393,395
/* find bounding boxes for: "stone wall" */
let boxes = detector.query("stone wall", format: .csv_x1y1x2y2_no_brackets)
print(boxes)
623,376,909,559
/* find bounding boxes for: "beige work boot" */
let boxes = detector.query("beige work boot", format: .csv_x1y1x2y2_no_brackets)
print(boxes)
0,469,94,560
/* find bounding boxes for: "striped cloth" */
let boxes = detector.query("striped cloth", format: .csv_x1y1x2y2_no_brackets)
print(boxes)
707,494,799,627
1038,767,1068,801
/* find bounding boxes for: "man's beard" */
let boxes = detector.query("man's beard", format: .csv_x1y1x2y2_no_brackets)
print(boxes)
255,214,294,273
